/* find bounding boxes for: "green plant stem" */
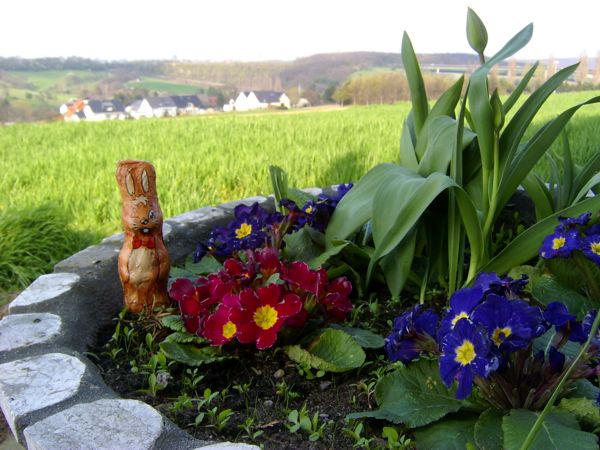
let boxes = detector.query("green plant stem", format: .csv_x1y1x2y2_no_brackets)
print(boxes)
519,306,600,450
482,134,501,245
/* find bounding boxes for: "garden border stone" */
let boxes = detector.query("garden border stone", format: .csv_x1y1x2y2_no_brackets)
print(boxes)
0,191,323,450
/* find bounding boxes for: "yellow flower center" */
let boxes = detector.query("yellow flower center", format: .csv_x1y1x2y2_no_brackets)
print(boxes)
552,237,566,250
222,321,237,339
253,305,278,330
235,222,252,239
491,327,512,347
591,242,600,255
305,206,313,214
451,312,469,328
454,339,476,366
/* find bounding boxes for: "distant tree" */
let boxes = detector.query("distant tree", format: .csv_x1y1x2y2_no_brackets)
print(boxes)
323,83,338,103
546,55,557,79
594,51,600,84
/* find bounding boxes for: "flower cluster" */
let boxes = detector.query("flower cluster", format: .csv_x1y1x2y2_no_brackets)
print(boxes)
539,212,600,263
385,272,600,405
170,248,353,349
193,184,352,262
193,203,283,262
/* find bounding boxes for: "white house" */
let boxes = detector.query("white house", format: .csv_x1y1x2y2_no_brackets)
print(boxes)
82,100,126,121
233,91,290,111
127,95,205,119
171,95,206,115
60,99,126,121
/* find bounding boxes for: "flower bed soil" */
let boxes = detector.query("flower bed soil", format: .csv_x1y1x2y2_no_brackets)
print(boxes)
93,293,439,449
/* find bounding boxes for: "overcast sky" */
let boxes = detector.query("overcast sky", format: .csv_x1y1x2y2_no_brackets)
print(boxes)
3,0,599,61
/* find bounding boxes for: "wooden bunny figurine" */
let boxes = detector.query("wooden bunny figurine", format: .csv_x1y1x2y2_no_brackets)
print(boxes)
116,160,170,313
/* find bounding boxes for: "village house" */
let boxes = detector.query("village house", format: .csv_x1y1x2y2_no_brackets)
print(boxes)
126,95,207,119
233,91,291,111
60,99,126,121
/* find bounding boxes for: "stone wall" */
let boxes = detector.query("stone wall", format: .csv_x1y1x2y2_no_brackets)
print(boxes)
0,194,298,450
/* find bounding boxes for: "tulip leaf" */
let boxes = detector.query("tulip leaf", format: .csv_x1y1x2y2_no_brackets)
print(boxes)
402,32,429,135
326,163,401,246
482,194,600,275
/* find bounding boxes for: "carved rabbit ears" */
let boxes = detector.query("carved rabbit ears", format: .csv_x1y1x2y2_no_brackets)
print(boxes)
116,160,157,199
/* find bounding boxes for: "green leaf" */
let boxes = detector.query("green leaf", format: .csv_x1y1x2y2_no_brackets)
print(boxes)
285,329,365,373
159,342,233,366
287,187,316,207
522,173,555,220
569,379,600,401
502,409,598,450
380,231,417,298
327,324,385,348
326,163,401,246
184,254,223,276
347,359,464,427
503,62,538,115
402,32,429,135
415,415,478,450
169,266,197,280
368,171,457,281
529,272,595,318
484,23,533,68
482,194,600,275
474,409,504,450
399,119,419,170
558,398,600,430
533,329,582,360
161,315,187,332
163,332,205,344
269,165,288,212
498,96,600,211
417,116,459,175
429,75,465,119
573,151,600,201
466,7,488,57
283,227,324,263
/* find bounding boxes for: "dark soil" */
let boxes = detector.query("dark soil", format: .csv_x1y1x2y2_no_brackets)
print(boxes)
93,296,422,449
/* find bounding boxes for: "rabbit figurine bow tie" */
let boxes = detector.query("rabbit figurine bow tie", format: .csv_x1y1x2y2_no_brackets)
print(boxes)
132,235,156,249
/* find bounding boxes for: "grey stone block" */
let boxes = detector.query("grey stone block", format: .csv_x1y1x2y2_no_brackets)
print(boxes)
23,399,164,450
8,274,80,312
0,353,86,438
196,443,260,450
0,314,61,352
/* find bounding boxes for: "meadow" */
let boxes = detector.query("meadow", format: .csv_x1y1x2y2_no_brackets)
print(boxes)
125,77,205,94
0,91,599,291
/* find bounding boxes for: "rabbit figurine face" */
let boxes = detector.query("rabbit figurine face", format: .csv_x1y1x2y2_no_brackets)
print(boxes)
116,160,170,313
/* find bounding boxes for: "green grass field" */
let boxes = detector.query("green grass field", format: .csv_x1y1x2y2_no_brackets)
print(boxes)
126,77,202,95
0,92,599,291
7,70,104,91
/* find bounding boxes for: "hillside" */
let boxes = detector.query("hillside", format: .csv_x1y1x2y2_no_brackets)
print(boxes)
0,52,596,122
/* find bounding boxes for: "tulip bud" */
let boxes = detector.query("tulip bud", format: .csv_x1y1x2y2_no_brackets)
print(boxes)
467,8,488,61
490,89,505,131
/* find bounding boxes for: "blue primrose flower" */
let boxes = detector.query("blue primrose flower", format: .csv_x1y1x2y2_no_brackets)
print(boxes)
539,230,579,259
317,183,353,208
543,302,587,343
384,305,439,363
556,213,592,232
473,272,529,298
439,320,498,400
438,286,485,339
580,234,600,265
471,294,547,352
